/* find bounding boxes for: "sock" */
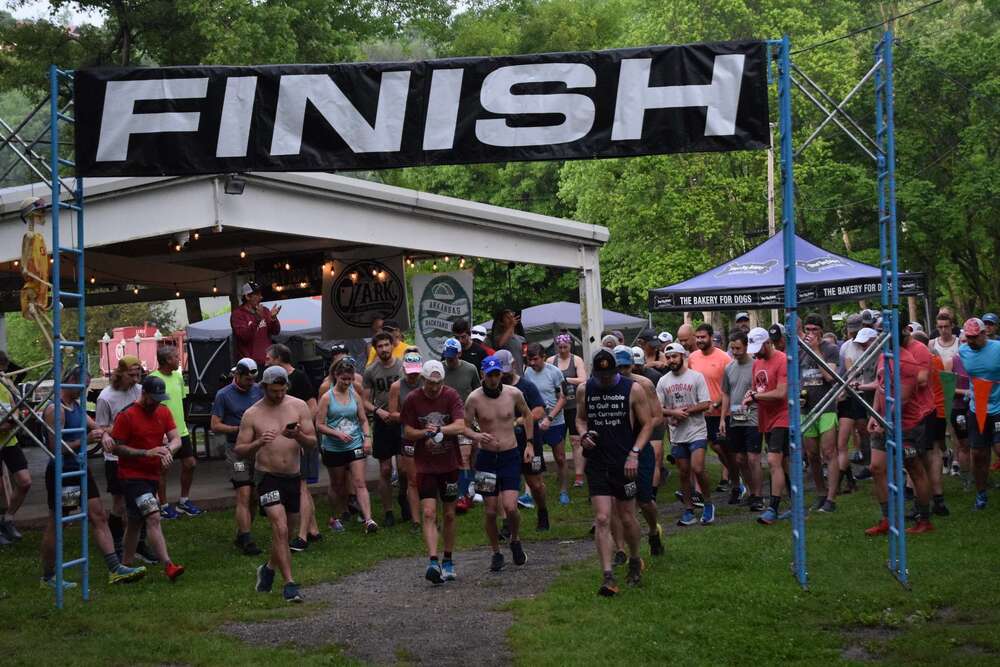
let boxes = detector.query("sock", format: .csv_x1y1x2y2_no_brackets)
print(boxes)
880,502,889,518
43,565,55,579
443,551,452,561
104,551,122,572
770,495,781,511
236,531,250,544
179,497,189,505
429,556,439,564
915,503,930,521
603,569,613,579
933,494,944,505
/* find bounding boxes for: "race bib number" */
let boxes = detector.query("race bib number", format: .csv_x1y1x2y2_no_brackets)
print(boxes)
260,490,281,506
61,485,81,510
457,435,473,446
444,482,459,498
474,471,497,494
232,461,247,473
903,445,918,460
530,456,543,473
623,481,637,499
135,492,160,517
353,448,366,459
402,444,415,457
731,411,748,423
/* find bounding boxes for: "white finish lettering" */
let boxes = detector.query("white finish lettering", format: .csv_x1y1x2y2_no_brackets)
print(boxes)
423,69,464,150
475,63,596,147
216,76,258,158
611,54,745,140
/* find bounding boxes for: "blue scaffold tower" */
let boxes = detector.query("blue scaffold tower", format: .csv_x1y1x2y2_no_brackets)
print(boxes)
770,31,908,589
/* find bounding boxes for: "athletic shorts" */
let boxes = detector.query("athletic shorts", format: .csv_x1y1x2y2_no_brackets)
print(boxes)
226,447,255,488
417,469,460,502
670,439,707,461
176,435,194,459
257,472,302,516
650,423,666,442
725,424,763,454
45,459,100,513
915,414,936,453
123,478,160,520
104,460,124,496
803,412,838,439
0,444,28,474
564,409,579,436
584,459,637,501
705,416,724,444
300,446,320,484
968,412,1000,450
372,418,401,460
766,428,790,455
929,416,948,443
951,409,969,440
837,395,869,421
321,447,366,469
474,448,522,497
637,444,656,503
518,431,546,476
870,422,925,458
540,423,567,448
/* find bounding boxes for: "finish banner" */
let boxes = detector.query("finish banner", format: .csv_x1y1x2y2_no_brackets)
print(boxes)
74,40,769,176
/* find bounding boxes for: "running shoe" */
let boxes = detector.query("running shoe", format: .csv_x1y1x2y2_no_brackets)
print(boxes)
559,491,571,506
108,564,146,585
677,510,696,527
517,493,535,509
0,519,23,541
176,500,204,516
510,540,527,566
40,576,77,591
817,499,837,513
384,511,396,527
473,493,484,504
573,476,585,488
490,552,506,572
536,509,550,531
165,562,185,582
425,561,443,585
289,537,308,552
441,560,456,581
329,518,345,533
757,508,777,525
864,518,890,536
598,573,619,597
855,467,873,481
777,510,793,520
906,520,934,534
364,520,379,535
625,557,643,587
256,563,274,593
613,550,627,567
649,524,665,556
674,490,684,502
283,582,303,603
700,503,716,525
811,498,824,512
749,497,765,512
137,543,162,563
728,487,741,505
306,532,324,543
455,496,473,514
715,479,730,493
949,463,961,477
975,491,988,511
691,492,705,509
159,504,180,520
933,500,950,517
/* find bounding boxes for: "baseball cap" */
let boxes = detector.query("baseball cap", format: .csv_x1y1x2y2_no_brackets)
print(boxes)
964,317,985,337
470,325,487,342
748,327,770,355
481,355,503,375
855,327,879,344
982,313,999,326
768,323,785,342
592,349,616,375
240,281,261,297
442,337,462,359
613,345,633,367
421,360,445,380
141,375,169,402
494,349,514,373
631,346,645,366
860,309,876,325
636,328,657,342
663,342,688,357
600,334,619,349
735,312,750,322
657,331,673,344
846,313,863,330
232,358,258,375
261,365,288,384
403,351,423,374
116,355,141,371
908,322,924,334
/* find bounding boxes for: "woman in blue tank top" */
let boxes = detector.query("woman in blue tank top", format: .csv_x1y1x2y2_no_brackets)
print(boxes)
315,358,376,532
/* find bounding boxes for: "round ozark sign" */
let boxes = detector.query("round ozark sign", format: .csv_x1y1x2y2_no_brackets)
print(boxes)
330,260,404,328
418,275,471,357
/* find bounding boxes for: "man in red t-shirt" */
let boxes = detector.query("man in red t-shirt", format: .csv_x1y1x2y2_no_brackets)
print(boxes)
112,376,185,581
230,281,281,369
689,323,737,496
743,328,790,525
401,360,466,585
866,323,936,535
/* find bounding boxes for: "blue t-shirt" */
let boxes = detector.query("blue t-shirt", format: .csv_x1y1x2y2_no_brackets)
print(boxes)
959,340,1000,415
211,382,264,443
514,376,545,449
523,362,566,426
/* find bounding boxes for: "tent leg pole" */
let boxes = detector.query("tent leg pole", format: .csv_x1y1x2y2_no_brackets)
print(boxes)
579,245,604,364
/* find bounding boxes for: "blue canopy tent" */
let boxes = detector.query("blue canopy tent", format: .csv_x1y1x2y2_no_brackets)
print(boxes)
478,301,647,349
648,232,925,312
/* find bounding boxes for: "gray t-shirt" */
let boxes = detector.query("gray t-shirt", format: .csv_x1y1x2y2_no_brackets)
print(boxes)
493,332,525,375
523,362,566,426
443,359,481,403
363,358,403,410
95,384,142,462
800,342,840,411
721,357,757,427
656,368,710,444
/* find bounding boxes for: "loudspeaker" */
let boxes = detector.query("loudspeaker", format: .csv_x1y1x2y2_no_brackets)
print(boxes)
186,337,233,398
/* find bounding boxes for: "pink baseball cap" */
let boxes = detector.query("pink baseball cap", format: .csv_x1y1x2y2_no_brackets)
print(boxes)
963,317,985,337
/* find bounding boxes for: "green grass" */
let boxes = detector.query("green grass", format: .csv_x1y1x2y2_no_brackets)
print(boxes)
507,472,1000,666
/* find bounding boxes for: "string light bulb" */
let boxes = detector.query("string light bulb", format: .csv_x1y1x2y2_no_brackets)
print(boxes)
175,289,181,297
350,272,358,283
240,249,246,259
133,287,139,295
299,281,308,288
444,256,450,263
284,262,291,271
212,283,218,294
432,262,438,271
371,268,378,277
459,257,466,268
192,231,200,241
13,260,19,267
89,276,96,284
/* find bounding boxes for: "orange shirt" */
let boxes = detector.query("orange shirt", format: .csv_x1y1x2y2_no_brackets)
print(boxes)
688,346,731,416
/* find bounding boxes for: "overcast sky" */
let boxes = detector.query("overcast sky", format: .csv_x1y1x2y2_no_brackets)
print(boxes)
6,0,105,25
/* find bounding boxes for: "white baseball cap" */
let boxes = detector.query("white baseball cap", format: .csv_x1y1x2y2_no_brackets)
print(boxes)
855,327,879,344
470,325,487,342
663,342,688,357
747,327,770,355
421,360,445,380
631,346,645,366
657,331,673,344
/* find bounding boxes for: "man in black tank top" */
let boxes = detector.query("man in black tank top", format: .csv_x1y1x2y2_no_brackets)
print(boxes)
574,350,653,596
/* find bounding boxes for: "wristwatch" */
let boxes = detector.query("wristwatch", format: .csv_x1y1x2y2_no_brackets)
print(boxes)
630,446,641,455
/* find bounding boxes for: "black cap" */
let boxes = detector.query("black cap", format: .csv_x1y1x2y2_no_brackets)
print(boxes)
593,349,617,374
636,328,657,342
141,375,170,402
768,323,785,341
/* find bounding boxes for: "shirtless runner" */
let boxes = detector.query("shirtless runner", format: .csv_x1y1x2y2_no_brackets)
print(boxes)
235,365,317,603
465,355,536,572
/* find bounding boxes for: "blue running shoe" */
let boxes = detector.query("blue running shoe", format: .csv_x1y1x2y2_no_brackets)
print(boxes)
108,563,146,585
176,499,204,516
159,504,180,520
778,509,793,521
441,560,456,581
559,491,570,505
283,582,303,603
677,510,696,527
425,561,443,585
41,576,77,591
975,491,988,511
757,508,777,525
700,503,716,525
256,563,275,593
517,493,535,509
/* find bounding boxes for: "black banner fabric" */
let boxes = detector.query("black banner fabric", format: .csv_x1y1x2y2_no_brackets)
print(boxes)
649,274,927,312
74,41,769,176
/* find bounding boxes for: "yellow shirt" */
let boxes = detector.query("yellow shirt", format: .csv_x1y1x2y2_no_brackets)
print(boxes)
366,340,410,366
